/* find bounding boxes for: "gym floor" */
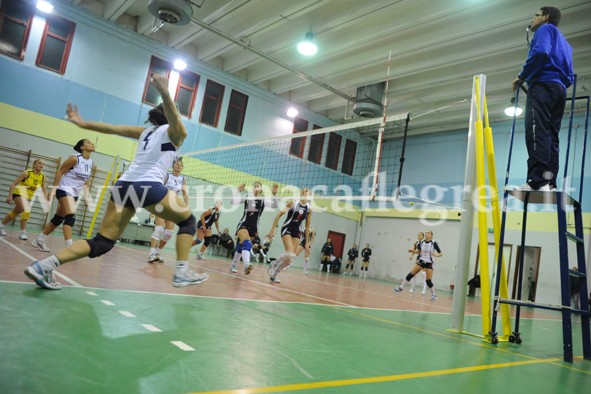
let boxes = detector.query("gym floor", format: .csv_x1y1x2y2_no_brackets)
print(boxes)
1,227,589,393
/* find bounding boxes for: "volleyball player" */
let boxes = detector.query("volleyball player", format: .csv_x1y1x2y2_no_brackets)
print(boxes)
0,159,49,240
359,243,372,278
148,159,188,263
266,188,312,283
394,230,442,301
408,231,427,294
230,181,278,274
32,139,96,252
24,74,208,289
294,228,315,274
194,200,222,260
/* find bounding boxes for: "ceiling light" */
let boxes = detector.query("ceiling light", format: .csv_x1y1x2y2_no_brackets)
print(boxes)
173,59,187,70
504,97,523,117
36,0,54,13
287,107,299,118
297,32,318,56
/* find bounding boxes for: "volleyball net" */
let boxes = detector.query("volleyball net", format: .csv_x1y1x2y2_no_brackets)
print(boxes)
181,113,412,207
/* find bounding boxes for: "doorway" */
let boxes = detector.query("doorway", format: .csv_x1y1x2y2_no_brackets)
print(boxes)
512,246,542,302
326,230,345,258
474,243,513,296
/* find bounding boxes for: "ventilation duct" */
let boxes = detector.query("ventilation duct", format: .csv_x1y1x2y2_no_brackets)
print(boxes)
352,82,385,118
148,0,193,25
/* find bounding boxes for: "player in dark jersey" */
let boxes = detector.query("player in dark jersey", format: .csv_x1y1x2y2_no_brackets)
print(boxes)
194,200,222,260
265,188,312,283
230,181,278,274
295,228,315,274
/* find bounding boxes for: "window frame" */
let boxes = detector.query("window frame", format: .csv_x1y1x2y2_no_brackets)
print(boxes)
0,0,34,60
324,133,342,170
341,139,357,175
35,15,76,75
174,70,200,119
307,124,325,164
224,89,249,136
142,56,171,106
289,117,309,158
200,79,225,127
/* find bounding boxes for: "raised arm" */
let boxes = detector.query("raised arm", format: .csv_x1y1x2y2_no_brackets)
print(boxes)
66,104,145,139
151,74,187,147
264,183,279,208
232,184,246,205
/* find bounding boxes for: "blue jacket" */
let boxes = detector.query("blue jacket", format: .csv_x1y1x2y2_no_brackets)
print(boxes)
519,24,574,91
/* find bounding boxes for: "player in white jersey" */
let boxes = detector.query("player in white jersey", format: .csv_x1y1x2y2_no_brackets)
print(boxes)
148,159,188,263
265,188,312,283
230,181,278,275
32,139,96,252
24,74,208,290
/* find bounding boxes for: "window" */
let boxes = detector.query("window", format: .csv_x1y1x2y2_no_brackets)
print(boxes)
224,90,248,136
200,80,225,127
307,124,325,164
341,139,357,175
289,118,309,158
142,56,171,105
325,133,342,170
36,16,75,74
0,0,34,60
175,71,200,118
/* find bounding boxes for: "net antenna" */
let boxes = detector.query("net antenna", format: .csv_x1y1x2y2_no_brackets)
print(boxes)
370,50,392,201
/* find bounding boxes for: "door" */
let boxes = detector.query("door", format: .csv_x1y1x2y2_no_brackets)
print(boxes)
327,230,345,258
512,246,541,301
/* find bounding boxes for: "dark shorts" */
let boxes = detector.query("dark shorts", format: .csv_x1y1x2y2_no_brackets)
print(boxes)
56,189,79,201
109,180,169,208
197,223,212,230
237,222,257,238
12,194,28,201
281,226,301,238
417,260,434,270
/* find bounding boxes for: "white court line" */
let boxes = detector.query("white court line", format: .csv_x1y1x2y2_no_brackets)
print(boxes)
100,300,115,306
119,311,136,317
86,291,98,296
170,341,195,351
0,237,82,287
142,324,162,332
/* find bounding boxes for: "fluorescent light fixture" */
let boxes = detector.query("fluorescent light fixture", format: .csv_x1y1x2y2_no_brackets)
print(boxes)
504,97,523,117
297,32,318,56
36,0,54,13
287,107,299,118
173,59,187,71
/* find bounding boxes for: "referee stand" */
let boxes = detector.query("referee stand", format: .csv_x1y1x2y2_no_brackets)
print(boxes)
489,75,591,363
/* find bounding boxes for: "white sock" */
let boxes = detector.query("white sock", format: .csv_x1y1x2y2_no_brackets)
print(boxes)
175,261,188,274
150,248,156,255
20,230,26,234
38,255,60,270
232,251,241,265
241,250,251,266
65,239,73,246
304,257,309,271
38,233,47,241
155,247,161,254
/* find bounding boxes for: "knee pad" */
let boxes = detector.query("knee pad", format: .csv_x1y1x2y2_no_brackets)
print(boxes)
176,214,197,236
50,215,65,227
20,211,30,220
426,279,433,288
161,229,174,242
64,214,76,227
151,226,164,241
287,252,296,261
7,210,17,219
86,233,116,258
242,240,252,252
204,236,212,246
236,241,242,253
405,273,414,281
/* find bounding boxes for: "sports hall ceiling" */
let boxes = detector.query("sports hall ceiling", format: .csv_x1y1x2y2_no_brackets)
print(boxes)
67,0,591,138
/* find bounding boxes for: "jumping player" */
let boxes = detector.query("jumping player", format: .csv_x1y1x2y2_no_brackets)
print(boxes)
266,188,312,283
230,181,278,274
24,74,208,289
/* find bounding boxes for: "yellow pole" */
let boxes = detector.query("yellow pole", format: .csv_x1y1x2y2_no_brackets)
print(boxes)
482,96,512,339
473,80,492,336
86,156,118,238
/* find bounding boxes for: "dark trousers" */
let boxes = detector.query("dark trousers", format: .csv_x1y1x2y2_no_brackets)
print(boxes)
524,82,566,189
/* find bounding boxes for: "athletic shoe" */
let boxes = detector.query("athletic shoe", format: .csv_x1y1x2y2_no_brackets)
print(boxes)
24,262,62,290
19,232,28,240
172,270,209,287
31,238,50,252
515,183,552,192
409,287,415,293
148,253,160,264
244,263,254,275
0,228,7,236
196,254,206,261
230,265,238,273
269,276,281,283
304,271,308,275
394,286,403,293
267,261,277,277
421,289,427,295
431,293,437,301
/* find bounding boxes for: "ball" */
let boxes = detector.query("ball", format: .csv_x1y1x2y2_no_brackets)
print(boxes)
409,202,414,206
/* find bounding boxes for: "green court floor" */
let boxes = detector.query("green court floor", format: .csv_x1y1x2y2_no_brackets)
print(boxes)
1,281,590,393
